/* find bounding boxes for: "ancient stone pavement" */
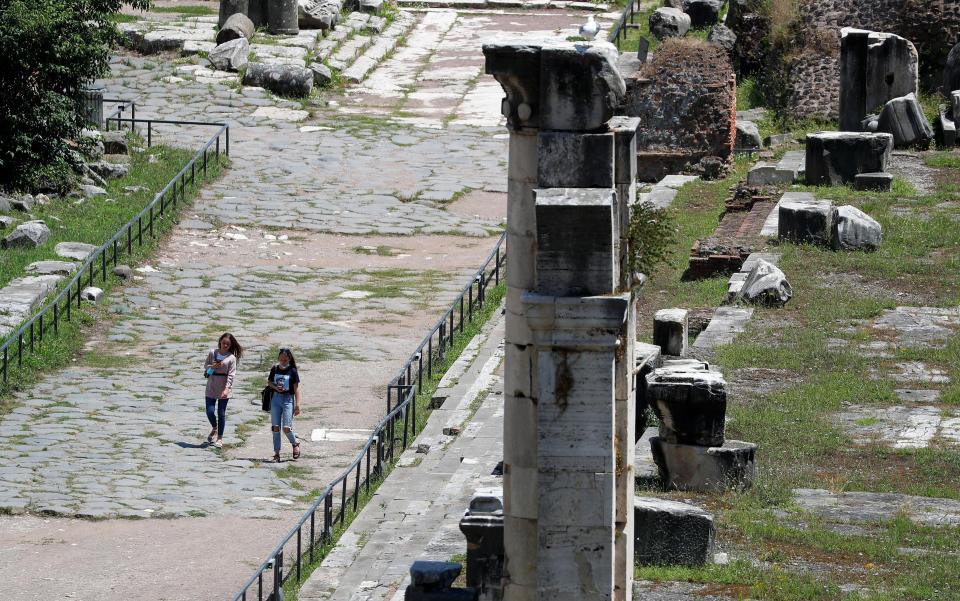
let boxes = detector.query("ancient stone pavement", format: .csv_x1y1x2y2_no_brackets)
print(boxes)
0,7,600,601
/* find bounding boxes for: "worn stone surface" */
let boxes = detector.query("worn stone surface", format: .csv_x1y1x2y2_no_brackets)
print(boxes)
653,308,687,357
208,38,250,72
735,120,761,150
1,221,50,249
646,362,726,447
832,205,882,251
25,261,78,276
840,28,919,126
651,437,757,492
0,274,63,337
794,489,960,526
853,171,893,191
633,497,715,566
55,241,97,261
734,258,792,306
682,0,722,27
707,23,736,54
778,196,835,245
649,7,690,40
242,62,313,97
805,131,892,185
877,93,934,148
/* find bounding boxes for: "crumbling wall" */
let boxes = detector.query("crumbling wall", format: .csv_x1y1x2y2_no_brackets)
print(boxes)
784,0,960,119
622,39,736,182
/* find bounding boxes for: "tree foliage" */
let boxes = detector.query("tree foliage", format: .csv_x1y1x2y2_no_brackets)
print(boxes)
0,0,151,192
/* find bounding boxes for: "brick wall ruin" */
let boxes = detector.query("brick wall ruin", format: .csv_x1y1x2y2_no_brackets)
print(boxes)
622,40,736,182
786,0,960,119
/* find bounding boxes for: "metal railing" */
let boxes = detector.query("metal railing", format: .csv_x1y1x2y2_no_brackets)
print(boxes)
0,114,229,386
104,98,137,129
609,0,639,48
231,233,507,601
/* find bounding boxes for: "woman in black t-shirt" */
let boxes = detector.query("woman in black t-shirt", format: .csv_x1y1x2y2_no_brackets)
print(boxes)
267,348,302,462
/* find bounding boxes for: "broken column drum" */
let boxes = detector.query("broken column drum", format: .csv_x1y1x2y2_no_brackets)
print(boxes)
267,0,299,34
483,40,636,601
646,361,726,447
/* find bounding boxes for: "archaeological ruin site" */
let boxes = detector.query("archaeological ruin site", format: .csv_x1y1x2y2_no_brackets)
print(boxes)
1,0,960,599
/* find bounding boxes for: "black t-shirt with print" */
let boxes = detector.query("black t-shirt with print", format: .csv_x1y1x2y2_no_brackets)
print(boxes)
268,365,300,394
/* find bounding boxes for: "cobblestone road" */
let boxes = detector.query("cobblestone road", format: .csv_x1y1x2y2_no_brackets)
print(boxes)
0,7,590,600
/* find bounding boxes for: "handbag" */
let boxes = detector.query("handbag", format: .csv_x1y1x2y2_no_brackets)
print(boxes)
261,385,272,412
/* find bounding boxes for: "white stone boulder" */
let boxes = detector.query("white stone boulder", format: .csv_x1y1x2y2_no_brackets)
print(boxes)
81,287,104,303
735,259,792,306
208,38,250,72
2,221,50,249
735,120,761,150
653,308,688,357
832,205,882,251
877,93,934,148
649,7,690,40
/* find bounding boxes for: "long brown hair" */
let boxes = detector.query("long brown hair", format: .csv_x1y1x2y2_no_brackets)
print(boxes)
219,332,243,360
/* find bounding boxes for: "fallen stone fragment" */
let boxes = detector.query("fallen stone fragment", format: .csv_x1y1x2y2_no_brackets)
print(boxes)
646,361,727,446
935,105,957,148
634,497,715,566
653,308,688,357
735,120,761,150
649,7,690,40
81,287,104,303
11,194,34,212
943,41,960,97
0,216,14,229
735,258,792,306
805,131,892,186
216,12,255,45
409,560,461,588
102,131,129,155
26,261,78,276
88,160,130,180
651,437,757,492
113,265,134,279
707,23,736,54
832,205,882,251
208,38,250,72
682,0,722,27
2,221,50,249
853,171,893,192
81,185,107,198
242,62,313,97
309,62,333,86
299,0,341,30
55,242,97,261
778,196,835,245
877,93,934,148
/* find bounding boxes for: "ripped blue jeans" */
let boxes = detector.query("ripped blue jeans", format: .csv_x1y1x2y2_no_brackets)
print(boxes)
270,393,298,452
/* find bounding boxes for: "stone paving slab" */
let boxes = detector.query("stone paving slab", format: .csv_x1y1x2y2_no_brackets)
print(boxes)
299,314,504,601
793,488,960,527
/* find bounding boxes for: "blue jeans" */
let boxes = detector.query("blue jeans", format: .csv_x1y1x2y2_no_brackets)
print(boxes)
271,393,298,452
205,397,229,439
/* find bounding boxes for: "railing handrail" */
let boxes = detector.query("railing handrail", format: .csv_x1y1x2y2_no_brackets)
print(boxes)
609,0,637,47
230,232,507,601
0,112,229,380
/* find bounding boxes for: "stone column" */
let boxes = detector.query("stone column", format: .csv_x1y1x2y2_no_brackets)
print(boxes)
840,30,870,131
483,40,634,601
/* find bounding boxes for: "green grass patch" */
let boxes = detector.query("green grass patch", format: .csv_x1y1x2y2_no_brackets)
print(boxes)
151,5,217,16
924,152,960,169
0,140,226,409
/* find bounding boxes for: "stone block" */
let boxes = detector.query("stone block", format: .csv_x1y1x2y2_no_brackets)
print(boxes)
805,132,892,186
537,525,614,599
682,0,721,27
208,38,250,72
650,437,757,492
778,196,835,245
536,132,615,188
608,116,640,185
102,131,128,155
309,62,333,86
935,105,957,149
735,120,761,150
268,0,299,34
11,194,34,212
944,42,960,97
81,286,104,303
2,221,49,249
840,28,919,125
218,0,248,28
877,93,934,148
533,188,616,297
832,205,882,251
746,163,793,186
708,24,736,54
55,242,96,261
538,43,625,132
645,363,726,447
653,308,687,357
25,261,77,276
853,172,893,192
411,561,462,588
649,8,690,40
633,497,715,566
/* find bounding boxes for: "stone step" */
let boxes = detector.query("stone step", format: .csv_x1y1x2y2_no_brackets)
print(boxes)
0,275,64,338
341,14,418,83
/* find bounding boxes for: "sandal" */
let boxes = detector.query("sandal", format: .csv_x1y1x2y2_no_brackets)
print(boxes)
214,439,223,449
207,428,216,443
292,444,301,460
273,453,281,463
